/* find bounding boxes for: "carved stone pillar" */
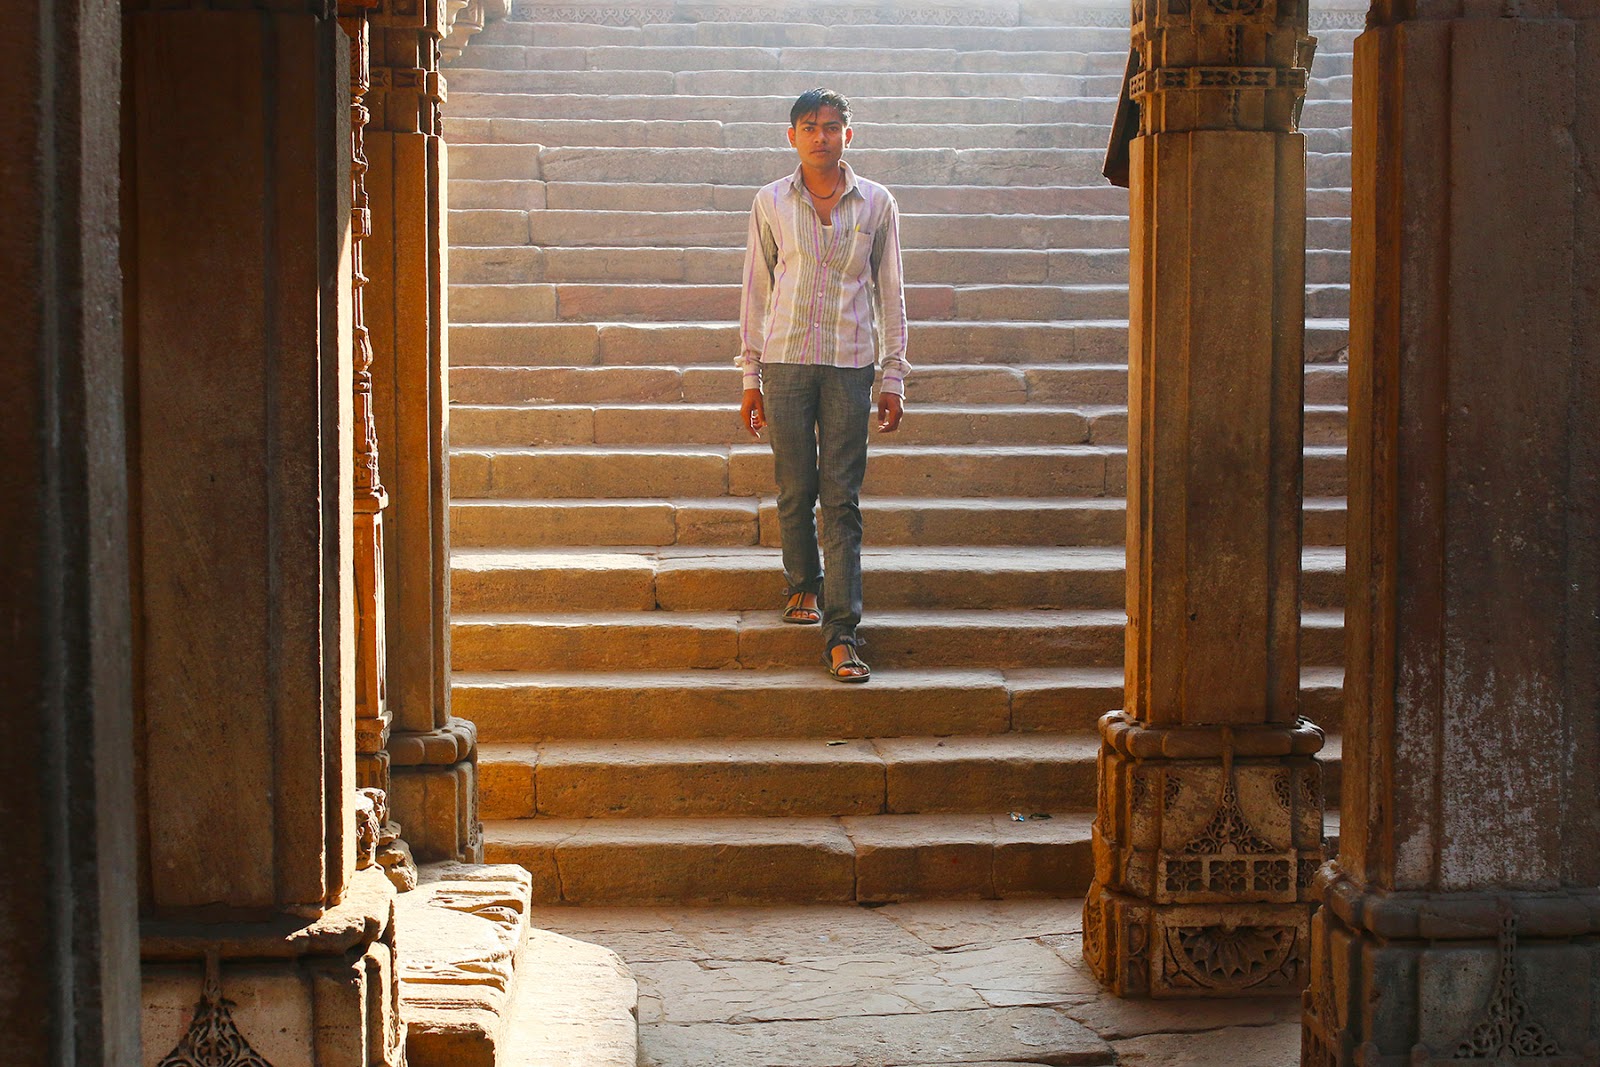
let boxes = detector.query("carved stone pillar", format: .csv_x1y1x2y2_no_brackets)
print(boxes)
123,4,402,1061
1083,0,1324,998
368,0,481,863
342,0,418,894
1303,7,1600,1061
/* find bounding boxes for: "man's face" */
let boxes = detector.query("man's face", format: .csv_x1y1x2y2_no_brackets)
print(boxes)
788,105,852,168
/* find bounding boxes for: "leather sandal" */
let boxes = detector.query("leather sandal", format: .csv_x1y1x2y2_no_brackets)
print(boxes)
782,591,821,625
824,642,871,683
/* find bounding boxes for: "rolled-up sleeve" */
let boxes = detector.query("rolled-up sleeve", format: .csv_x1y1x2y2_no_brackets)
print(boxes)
870,194,909,397
737,199,778,392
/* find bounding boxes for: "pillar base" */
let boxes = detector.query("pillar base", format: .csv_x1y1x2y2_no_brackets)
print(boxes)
390,718,482,864
1084,712,1325,997
141,868,403,1066
1304,865,1600,1066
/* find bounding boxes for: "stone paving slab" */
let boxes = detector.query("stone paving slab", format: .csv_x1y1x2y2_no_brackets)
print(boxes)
512,899,1302,1067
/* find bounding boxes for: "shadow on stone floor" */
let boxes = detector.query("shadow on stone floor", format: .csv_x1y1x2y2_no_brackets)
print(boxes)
523,897,1303,1066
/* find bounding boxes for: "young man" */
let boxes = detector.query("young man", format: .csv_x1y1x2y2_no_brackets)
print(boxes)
737,88,909,683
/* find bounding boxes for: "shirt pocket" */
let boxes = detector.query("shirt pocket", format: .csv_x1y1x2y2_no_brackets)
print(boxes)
836,228,874,278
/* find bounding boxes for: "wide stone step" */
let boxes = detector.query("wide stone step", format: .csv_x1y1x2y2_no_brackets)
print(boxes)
449,401,1133,447
448,280,1351,323
444,67,1129,99
460,178,1396,218
453,665,1345,742
482,811,1097,905
480,19,1355,53
447,91,1122,125
448,494,1349,550
459,43,1134,76
449,544,1347,614
451,442,1136,500
448,281,1136,323
453,207,1134,249
449,360,1349,408
447,144,1143,186
450,116,1133,151
449,242,1351,286
478,734,1104,820
449,606,1345,672
446,318,1352,367
451,607,1127,671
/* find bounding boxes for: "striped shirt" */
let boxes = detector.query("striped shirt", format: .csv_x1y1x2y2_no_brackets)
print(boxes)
738,162,910,397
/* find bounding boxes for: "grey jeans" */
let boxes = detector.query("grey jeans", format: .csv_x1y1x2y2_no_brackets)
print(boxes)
762,362,875,649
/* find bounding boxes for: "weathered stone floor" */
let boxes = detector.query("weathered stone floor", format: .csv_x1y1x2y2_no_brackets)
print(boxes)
523,898,1301,1066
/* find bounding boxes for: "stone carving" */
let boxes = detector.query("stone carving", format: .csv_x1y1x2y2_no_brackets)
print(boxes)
1448,915,1564,1060
356,788,383,869
1166,924,1297,990
1183,782,1277,856
1164,772,1181,807
1206,0,1265,17
1083,895,1105,972
1273,771,1292,809
157,955,274,1067
1130,772,1150,811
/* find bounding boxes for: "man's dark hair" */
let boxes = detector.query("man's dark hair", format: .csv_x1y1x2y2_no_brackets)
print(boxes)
790,88,851,128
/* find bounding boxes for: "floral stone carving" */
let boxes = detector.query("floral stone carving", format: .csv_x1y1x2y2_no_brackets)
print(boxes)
157,955,273,1067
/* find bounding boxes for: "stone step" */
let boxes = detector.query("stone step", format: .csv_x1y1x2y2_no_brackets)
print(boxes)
445,141,1355,195
449,242,1351,286
449,360,1349,408
448,494,1349,550
452,442,1136,500
459,43,1135,76
449,114,1353,155
446,89,1350,131
482,811,1098,904
450,116,1133,151
448,280,1351,323
447,91,1122,125
449,399,1347,450
448,144,1355,188
446,318,1352,368
449,544,1348,614
478,734,1105,820
450,205,1352,251
449,606,1345,672
453,440,1345,502
444,66,1130,99
450,179,1153,215
449,402,1134,447
450,607,1127,671
453,665,1345,742
479,18,1358,53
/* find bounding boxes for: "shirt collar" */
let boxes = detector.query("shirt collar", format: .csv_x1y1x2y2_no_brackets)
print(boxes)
785,160,860,201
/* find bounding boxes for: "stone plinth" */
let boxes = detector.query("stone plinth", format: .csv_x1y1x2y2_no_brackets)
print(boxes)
390,719,484,863
1304,9,1600,1060
1087,0,1323,997
1086,716,1324,997
141,868,403,1067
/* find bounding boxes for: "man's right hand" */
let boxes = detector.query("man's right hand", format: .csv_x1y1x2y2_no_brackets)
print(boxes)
740,388,766,439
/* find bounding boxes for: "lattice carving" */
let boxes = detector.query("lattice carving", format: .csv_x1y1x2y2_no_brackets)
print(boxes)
157,956,274,1067
1183,783,1277,856
1449,915,1565,1060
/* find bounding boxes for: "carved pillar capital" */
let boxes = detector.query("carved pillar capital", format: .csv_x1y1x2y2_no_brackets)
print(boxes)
1131,0,1315,133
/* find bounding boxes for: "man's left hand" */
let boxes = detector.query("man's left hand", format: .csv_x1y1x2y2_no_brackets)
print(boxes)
877,392,904,433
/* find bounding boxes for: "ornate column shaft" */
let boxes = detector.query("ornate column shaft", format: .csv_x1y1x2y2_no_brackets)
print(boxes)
124,4,403,1062
1303,5,1600,1061
1084,0,1324,998
368,0,481,863
341,0,418,893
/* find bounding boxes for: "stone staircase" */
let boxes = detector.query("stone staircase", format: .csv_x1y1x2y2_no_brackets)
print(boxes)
442,0,1356,906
